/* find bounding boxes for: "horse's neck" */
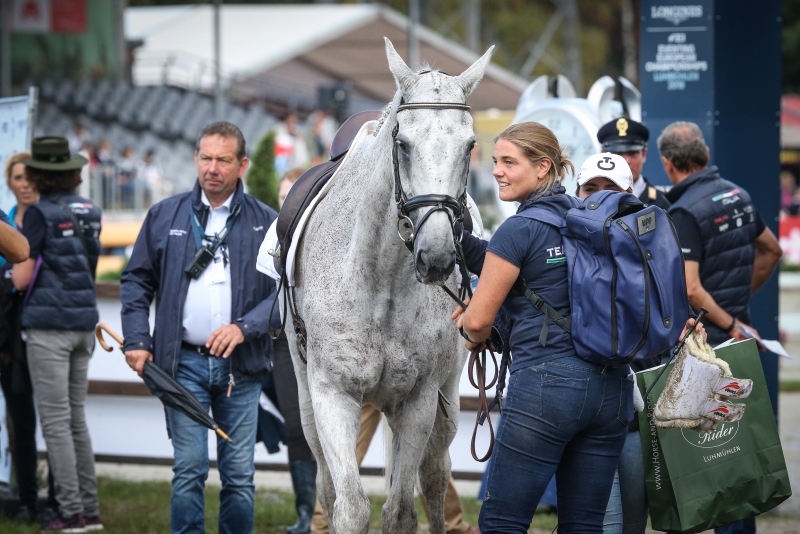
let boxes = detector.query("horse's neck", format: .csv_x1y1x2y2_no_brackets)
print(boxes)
345,135,414,283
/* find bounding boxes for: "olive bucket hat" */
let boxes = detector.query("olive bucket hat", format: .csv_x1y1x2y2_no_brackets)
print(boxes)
23,136,88,171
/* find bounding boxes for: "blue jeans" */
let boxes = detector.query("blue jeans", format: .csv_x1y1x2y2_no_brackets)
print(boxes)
715,519,756,534
166,349,261,534
479,356,633,533
603,430,648,534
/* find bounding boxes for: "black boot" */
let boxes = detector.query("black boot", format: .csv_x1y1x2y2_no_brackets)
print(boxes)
287,459,317,534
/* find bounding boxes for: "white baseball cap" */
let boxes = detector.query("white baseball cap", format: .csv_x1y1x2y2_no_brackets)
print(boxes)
577,153,633,191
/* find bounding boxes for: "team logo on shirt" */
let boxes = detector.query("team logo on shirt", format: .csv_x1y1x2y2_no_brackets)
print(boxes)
711,189,741,204
54,221,74,238
546,246,566,264
67,202,93,215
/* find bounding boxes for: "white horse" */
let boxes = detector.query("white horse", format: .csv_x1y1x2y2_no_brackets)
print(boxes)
283,38,492,534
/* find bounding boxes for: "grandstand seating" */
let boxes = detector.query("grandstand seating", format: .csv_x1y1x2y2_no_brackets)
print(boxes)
33,79,279,205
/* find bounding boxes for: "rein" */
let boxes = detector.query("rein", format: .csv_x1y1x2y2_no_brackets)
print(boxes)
468,347,498,461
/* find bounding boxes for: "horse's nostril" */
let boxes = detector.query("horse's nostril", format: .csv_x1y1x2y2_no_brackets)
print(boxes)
416,250,456,281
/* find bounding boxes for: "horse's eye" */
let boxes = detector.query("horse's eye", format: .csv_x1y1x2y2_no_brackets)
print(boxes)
396,140,408,152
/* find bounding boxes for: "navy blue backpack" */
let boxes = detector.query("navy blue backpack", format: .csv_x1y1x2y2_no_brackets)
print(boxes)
516,190,690,367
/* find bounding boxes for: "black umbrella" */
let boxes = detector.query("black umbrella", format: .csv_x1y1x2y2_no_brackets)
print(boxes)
96,323,232,442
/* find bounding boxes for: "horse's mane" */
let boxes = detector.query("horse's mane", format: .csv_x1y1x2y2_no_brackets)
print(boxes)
373,90,402,143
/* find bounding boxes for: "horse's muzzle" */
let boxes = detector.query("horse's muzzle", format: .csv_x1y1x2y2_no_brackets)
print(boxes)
415,248,456,284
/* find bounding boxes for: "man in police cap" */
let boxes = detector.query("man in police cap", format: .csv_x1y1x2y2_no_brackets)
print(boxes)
597,117,671,210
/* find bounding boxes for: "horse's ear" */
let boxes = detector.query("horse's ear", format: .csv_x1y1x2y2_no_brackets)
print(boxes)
385,37,415,91
456,46,495,98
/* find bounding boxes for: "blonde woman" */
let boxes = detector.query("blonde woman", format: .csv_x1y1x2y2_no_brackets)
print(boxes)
454,123,633,532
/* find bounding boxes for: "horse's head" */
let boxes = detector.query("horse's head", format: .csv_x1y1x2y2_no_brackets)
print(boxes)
385,38,493,285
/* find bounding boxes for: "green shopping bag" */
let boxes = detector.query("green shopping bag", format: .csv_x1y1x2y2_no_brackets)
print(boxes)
637,339,792,533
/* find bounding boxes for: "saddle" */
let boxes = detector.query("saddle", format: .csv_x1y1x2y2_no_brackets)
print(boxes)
276,110,382,271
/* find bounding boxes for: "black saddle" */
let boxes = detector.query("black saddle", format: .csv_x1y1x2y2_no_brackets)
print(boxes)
276,110,382,271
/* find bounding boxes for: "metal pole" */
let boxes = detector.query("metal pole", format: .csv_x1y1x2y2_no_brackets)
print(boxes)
27,86,38,149
621,0,637,83
214,0,223,121
408,0,420,69
1,0,11,98
465,0,480,53
562,0,583,95
115,0,127,83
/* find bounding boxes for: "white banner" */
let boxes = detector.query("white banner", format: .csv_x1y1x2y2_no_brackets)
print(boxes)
0,95,33,213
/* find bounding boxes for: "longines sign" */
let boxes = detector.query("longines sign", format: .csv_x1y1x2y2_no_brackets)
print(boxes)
650,5,704,25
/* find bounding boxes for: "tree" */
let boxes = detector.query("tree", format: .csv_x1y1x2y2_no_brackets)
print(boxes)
246,131,279,211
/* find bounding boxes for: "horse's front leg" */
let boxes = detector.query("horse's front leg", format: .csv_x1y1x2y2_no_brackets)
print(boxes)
383,386,439,534
293,356,337,534
419,361,462,534
309,379,370,534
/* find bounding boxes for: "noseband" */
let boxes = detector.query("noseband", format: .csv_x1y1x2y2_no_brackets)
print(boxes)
392,101,472,251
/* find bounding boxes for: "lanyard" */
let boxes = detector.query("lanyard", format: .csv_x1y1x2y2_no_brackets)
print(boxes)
190,203,241,252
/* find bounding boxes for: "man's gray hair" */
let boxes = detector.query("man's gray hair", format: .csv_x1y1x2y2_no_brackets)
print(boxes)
656,121,709,173
196,121,247,160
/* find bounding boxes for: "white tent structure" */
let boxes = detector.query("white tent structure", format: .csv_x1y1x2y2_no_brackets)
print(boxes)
125,3,529,112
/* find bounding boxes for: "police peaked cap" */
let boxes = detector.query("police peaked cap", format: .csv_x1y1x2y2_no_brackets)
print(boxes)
596,118,649,153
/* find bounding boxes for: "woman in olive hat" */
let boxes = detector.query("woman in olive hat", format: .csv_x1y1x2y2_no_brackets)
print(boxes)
12,137,104,532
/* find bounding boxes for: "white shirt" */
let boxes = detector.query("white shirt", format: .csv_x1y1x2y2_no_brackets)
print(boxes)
182,191,233,345
632,175,647,199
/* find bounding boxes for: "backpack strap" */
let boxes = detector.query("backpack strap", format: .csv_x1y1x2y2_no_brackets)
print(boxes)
512,277,571,346
515,205,565,228
512,206,571,346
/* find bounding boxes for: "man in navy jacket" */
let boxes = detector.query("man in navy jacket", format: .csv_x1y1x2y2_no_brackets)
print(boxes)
121,122,278,534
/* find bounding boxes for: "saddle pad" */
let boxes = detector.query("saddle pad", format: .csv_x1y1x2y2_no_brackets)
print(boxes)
256,119,379,285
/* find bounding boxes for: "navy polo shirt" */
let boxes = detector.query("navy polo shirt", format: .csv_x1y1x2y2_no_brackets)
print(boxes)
488,215,577,371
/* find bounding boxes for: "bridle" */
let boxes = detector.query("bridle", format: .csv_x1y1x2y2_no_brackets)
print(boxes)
391,97,477,333
391,100,472,252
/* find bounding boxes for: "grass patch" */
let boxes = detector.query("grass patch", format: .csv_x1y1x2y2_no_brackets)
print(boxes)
0,476,561,532
780,380,800,392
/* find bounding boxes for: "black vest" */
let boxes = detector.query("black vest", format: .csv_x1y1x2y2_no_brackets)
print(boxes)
22,193,102,331
667,167,758,344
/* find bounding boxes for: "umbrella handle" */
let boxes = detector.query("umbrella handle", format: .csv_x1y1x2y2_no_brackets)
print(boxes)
215,428,233,443
96,322,124,352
